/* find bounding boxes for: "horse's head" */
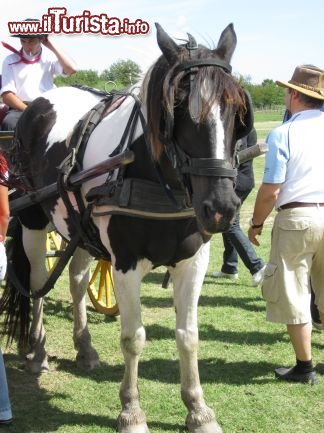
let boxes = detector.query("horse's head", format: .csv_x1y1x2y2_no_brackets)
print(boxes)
146,23,253,234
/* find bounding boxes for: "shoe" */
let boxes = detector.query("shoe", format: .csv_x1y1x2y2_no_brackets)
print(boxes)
251,265,266,286
274,367,318,385
312,320,323,331
0,418,13,426
212,271,238,280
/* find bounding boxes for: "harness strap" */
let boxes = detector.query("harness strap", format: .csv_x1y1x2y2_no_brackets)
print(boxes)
7,232,80,299
180,157,238,177
176,58,232,74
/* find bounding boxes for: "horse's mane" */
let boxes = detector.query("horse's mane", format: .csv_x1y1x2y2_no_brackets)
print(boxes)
145,44,246,160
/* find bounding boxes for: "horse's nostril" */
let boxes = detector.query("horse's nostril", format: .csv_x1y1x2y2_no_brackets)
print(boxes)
203,203,213,219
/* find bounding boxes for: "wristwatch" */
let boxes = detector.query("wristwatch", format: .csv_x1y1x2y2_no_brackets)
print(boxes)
249,218,263,229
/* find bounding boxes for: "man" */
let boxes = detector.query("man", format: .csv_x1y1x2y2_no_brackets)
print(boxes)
1,18,76,130
248,64,324,385
282,105,324,331
213,127,266,286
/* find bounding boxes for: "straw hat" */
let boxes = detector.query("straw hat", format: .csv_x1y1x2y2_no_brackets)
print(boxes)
276,64,324,101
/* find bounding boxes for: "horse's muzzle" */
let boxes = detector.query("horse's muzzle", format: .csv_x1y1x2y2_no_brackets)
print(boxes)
193,179,241,235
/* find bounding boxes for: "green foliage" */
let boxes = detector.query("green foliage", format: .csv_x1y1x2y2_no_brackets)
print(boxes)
235,73,286,109
55,69,100,87
54,60,142,90
99,59,142,86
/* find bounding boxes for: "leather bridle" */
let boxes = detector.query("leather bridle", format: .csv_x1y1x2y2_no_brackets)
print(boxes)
160,36,238,180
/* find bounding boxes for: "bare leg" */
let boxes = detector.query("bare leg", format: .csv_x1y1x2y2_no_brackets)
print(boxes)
23,227,49,373
171,243,222,433
69,247,100,370
287,323,312,361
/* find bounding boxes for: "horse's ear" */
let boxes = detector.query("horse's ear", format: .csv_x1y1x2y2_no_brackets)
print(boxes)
155,22,181,65
235,90,254,140
213,23,237,63
187,33,197,48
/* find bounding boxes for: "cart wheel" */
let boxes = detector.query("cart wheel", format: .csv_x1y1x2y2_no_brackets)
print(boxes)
87,259,119,316
46,231,66,271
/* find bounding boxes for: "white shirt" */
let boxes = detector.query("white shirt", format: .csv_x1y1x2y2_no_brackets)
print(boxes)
1,48,64,101
263,109,324,208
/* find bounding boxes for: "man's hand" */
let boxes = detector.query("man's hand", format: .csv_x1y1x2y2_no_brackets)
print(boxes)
248,226,263,246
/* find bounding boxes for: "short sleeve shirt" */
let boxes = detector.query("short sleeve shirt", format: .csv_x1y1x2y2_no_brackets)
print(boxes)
263,109,324,208
1,48,64,101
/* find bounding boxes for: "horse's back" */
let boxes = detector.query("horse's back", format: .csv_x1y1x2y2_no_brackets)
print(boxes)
82,94,143,194
42,87,102,149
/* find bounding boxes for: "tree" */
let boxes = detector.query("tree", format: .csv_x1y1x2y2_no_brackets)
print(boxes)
55,69,100,87
100,60,142,86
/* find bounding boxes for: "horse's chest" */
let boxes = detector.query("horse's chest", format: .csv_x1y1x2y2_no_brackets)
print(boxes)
107,216,203,272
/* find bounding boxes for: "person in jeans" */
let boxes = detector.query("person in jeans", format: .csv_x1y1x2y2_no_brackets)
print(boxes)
0,350,12,426
213,127,266,286
0,153,12,425
248,64,324,384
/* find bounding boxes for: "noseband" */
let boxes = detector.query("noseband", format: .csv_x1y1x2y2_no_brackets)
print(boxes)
160,36,238,180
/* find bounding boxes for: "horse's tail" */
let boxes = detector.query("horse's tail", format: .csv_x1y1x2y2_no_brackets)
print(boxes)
0,218,31,349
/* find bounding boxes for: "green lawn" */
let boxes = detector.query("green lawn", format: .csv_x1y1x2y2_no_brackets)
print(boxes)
1,121,323,433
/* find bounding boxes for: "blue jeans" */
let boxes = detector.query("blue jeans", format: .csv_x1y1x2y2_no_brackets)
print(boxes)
221,190,264,276
0,350,12,421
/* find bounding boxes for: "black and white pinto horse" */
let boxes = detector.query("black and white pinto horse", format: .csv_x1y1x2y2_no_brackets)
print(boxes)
1,24,253,433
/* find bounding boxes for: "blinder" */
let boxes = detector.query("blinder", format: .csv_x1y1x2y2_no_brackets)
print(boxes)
160,37,238,180
235,89,254,140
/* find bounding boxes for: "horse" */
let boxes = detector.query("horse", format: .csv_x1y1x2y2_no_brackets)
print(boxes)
0,23,253,433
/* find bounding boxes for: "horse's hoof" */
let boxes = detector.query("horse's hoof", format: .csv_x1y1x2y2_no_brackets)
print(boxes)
187,420,223,433
25,359,49,374
117,408,149,433
118,423,150,433
76,353,101,370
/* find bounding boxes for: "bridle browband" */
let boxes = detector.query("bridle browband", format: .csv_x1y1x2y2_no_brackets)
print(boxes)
160,35,238,180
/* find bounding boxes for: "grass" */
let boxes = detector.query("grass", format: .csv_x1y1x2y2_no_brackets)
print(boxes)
1,120,323,433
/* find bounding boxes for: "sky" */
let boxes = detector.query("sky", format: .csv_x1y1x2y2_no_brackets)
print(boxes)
1,0,324,84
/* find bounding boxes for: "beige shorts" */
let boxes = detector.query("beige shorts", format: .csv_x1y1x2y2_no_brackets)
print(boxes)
262,207,324,324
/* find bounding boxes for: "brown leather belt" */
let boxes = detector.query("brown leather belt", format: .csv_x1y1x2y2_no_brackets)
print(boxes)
278,202,324,211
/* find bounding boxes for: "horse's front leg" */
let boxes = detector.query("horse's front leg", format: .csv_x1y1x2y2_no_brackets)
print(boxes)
171,242,223,433
69,247,100,370
114,262,151,433
22,227,49,374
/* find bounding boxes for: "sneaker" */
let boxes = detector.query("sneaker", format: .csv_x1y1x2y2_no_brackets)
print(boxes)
212,271,238,280
275,366,318,385
0,418,13,426
251,265,266,286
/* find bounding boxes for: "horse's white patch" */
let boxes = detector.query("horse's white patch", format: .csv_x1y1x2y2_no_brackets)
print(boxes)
44,87,102,149
81,94,144,196
201,80,225,159
170,241,210,327
212,104,225,159
50,193,77,240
